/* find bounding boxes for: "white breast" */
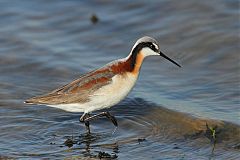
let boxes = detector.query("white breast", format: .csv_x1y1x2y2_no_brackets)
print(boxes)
85,73,138,113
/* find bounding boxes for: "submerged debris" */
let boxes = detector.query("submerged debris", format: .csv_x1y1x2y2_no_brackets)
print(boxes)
173,146,180,149
137,138,146,144
90,14,99,24
64,138,75,148
173,143,180,149
98,151,117,159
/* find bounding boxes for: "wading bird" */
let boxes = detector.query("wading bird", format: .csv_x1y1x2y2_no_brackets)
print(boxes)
25,36,181,134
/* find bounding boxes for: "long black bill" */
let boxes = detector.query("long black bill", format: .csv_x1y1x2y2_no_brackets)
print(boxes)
160,51,181,68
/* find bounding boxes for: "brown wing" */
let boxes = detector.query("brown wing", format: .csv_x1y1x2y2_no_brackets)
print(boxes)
25,66,116,105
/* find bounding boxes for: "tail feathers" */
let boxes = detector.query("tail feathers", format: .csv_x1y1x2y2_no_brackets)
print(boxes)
24,94,61,105
24,97,46,104
24,98,40,104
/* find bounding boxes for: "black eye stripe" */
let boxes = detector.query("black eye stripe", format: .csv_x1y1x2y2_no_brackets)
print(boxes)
132,42,158,54
148,43,158,52
130,41,158,69
150,44,155,50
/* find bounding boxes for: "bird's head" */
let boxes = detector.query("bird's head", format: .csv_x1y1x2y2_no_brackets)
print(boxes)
130,36,181,67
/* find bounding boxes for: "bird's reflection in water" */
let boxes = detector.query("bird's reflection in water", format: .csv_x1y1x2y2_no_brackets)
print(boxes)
63,132,119,159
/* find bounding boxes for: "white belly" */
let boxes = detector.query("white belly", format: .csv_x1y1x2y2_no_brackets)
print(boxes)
48,73,138,113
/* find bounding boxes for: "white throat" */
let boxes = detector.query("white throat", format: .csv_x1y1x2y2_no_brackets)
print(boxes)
141,47,159,57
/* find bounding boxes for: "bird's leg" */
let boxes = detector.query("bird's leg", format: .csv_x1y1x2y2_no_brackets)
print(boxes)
105,112,118,127
79,113,91,134
85,111,118,127
84,113,91,134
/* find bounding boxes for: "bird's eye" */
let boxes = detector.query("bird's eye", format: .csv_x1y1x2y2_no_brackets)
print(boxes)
150,44,155,50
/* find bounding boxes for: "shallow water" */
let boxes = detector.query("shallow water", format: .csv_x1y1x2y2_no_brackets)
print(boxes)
0,0,239,159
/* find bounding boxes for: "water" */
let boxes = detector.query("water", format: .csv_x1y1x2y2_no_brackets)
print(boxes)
0,0,239,159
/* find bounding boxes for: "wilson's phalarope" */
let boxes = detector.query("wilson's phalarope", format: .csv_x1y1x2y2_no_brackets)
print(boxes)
25,36,181,134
